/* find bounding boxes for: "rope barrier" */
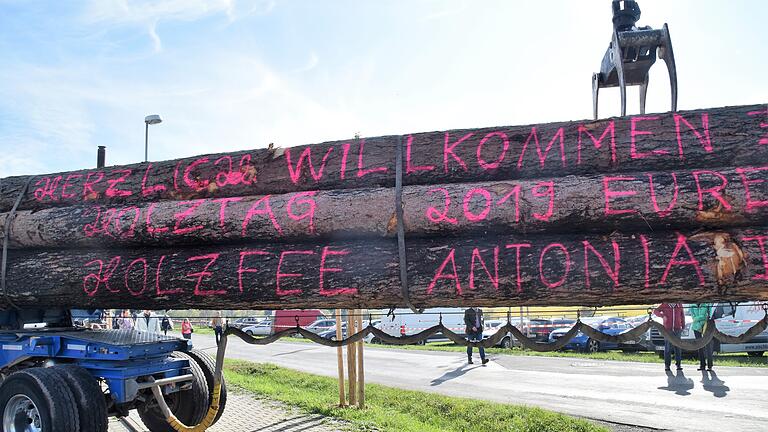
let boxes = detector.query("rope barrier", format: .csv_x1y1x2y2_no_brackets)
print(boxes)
221,312,768,351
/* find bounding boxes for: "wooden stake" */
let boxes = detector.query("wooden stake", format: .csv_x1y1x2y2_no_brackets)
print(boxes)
356,309,365,409
335,309,346,407
346,310,357,406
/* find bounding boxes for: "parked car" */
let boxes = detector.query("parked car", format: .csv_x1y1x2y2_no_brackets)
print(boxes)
549,316,631,353
526,318,576,343
318,322,347,340
482,318,530,348
313,318,383,342
377,308,466,344
649,302,768,357
298,318,338,336
272,309,326,334
230,317,266,330
621,314,656,352
242,320,273,336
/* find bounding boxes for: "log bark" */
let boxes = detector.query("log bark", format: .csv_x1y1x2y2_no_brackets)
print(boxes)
2,228,767,310
2,166,765,248
2,104,765,212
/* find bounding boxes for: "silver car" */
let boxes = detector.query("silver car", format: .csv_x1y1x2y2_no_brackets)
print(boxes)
242,320,272,336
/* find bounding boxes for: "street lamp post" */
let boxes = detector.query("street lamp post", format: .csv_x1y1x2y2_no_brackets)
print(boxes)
144,114,162,162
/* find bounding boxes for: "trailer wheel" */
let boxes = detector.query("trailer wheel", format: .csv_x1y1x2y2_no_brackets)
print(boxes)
183,349,228,426
138,352,210,432
51,365,108,432
0,368,79,432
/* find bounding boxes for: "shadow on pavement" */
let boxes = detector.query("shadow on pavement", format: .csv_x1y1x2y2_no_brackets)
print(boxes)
248,415,326,432
701,370,730,398
657,370,694,396
430,363,481,386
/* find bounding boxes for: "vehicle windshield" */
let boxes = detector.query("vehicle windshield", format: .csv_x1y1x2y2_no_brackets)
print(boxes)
580,317,627,329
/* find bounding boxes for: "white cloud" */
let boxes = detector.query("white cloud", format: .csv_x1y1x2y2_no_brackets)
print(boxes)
0,48,360,176
80,0,276,52
293,52,319,73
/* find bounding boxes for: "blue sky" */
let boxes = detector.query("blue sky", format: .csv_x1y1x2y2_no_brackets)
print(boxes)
1,0,766,177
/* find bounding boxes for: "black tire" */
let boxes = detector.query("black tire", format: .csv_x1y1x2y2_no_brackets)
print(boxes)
138,351,210,432
370,337,381,344
748,351,765,357
246,330,253,336
184,349,228,426
501,337,512,349
0,368,79,432
51,365,108,432
584,338,600,353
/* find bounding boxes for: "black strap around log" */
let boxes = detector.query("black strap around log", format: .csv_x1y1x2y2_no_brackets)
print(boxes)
395,135,422,314
1,176,33,310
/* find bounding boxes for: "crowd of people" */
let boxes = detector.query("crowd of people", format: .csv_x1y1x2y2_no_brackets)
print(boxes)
462,303,720,373
99,309,195,340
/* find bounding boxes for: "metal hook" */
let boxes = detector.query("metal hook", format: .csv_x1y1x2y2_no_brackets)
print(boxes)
438,313,443,325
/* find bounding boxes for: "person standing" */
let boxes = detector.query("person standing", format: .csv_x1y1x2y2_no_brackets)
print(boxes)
135,310,161,334
160,314,173,336
654,303,685,371
117,310,134,331
181,319,194,340
211,311,224,345
464,307,489,365
690,303,714,371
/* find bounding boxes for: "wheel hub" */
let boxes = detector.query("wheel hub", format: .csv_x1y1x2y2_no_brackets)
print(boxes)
3,395,42,432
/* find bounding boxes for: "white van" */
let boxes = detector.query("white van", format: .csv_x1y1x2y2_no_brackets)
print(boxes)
712,302,768,355
650,302,768,357
377,308,467,344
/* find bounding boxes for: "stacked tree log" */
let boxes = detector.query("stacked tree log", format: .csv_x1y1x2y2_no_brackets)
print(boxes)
1,104,766,310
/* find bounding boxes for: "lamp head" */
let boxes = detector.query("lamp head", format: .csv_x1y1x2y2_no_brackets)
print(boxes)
144,114,162,125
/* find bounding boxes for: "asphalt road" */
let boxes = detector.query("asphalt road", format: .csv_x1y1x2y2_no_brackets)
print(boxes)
188,333,768,432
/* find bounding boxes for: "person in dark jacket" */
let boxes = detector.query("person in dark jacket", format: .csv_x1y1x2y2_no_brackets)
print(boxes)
464,307,489,365
160,315,173,336
654,302,685,371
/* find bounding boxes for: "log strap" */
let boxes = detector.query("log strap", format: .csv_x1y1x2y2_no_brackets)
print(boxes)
1,177,32,310
224,313,768,351
395,135,421,313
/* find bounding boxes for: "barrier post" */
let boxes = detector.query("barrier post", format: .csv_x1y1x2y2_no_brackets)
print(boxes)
335,309,346,407
346,310,357,406
356,309,365,408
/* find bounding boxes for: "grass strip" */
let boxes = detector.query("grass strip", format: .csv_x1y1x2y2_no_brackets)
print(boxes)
224,359,608,432
281,337,768,368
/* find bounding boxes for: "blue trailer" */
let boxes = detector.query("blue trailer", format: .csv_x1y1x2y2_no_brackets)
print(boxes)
0,309,226,432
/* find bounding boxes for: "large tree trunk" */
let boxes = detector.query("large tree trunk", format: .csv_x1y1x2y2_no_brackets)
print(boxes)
3,228,766,310
1,104,765,212
2,166,765,248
